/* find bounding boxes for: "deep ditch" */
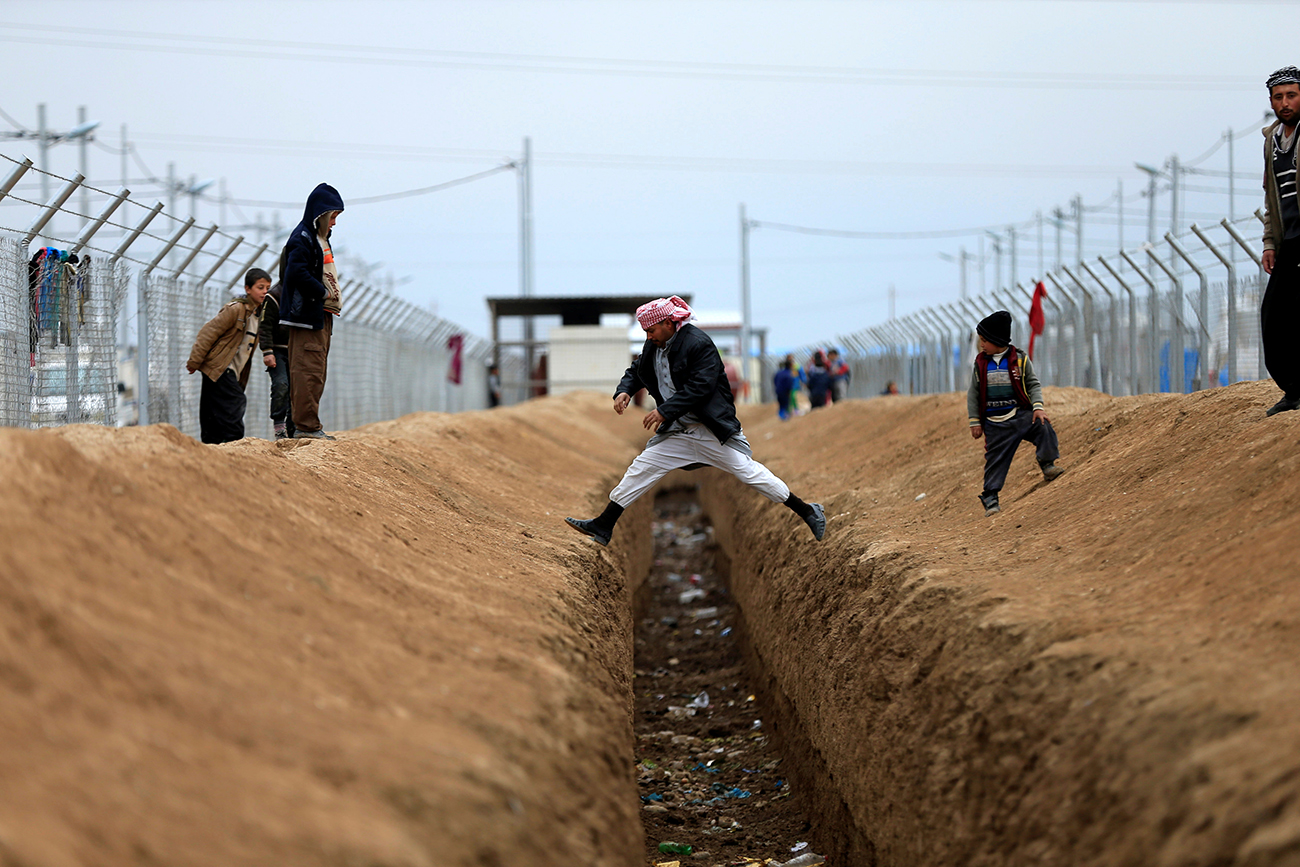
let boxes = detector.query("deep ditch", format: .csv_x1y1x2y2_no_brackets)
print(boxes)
632,486,832,866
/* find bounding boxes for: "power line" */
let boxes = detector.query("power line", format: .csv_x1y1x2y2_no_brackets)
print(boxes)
221,163,517,208
0,22,1260,91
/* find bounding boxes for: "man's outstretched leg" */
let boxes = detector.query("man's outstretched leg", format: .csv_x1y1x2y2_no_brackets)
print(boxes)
700,433,825,541
565,501,624,546
565,447,674,545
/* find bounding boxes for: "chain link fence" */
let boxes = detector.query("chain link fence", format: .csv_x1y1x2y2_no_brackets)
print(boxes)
0,158,500,439
773,214,1272,402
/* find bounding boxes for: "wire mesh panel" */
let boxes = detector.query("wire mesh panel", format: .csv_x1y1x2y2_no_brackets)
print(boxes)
26,247,120,428
0,238,29,427
144,273,224,439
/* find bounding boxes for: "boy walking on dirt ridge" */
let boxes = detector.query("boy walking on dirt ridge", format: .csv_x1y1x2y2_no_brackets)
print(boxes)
185,268,269,444
968,310,1064,516
565,295,826,546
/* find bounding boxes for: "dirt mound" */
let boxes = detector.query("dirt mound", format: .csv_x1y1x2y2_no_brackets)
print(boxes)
6,381,1300,867
698,381,1300,866
0,394,653,867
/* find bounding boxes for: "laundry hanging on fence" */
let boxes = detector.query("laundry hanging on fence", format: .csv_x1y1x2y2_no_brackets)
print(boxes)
26,247,81,358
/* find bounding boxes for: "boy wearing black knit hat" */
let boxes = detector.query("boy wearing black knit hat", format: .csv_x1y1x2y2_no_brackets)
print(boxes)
967,310,1064,516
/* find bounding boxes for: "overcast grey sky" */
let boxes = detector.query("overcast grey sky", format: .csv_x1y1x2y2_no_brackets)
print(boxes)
0,0,1287,350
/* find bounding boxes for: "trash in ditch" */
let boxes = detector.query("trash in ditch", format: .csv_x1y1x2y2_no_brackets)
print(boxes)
791,842,809,852
678,588,707,604
689,573,703,585
692,762,721,773
660,615,679,628
666,572,682,582
775,853,826,867
657,841,693,855
751,719,762,729
708,783,751,799
666,705,694,719
915,492,927,501
641,792,664,802
692,606,719,619
687,691,710,709
720,626,733,636
678,532,709,545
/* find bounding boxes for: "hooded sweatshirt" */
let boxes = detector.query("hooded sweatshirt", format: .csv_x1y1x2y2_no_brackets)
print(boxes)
279,183,345,330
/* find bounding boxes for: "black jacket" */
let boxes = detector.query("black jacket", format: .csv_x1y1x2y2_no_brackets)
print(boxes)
616,323,741,444
279,183,345,330
258,283,291,355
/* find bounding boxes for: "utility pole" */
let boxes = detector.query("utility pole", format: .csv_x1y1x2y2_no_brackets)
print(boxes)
519,137,535,394
1227,128,1236,270
1036,210,1044,277
987,231,1002,291
960,247,969,299
1008,225,1017,289
1052,206,1065,269
77,106,89,226
1073,194,1083,264
1116,178,1123,262
37,103,49,203
739,203,751,377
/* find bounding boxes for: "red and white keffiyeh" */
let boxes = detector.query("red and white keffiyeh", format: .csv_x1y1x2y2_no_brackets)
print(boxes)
635,295,693,329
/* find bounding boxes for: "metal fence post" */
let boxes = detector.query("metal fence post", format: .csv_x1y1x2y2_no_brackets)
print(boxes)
1145,247,1186,393
1190,224,1238,384
1097,256,1140,394
1166,233,1210,390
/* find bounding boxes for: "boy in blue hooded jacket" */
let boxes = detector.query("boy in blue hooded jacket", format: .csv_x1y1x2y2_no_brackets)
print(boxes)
280,183,345,440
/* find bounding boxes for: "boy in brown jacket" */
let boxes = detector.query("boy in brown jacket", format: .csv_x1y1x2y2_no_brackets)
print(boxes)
186,269,270,443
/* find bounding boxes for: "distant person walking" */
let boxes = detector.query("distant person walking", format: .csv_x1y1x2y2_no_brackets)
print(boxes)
774,356,797,420
258,280,294,439
827,348,850,403
881,380,901,396
805,350,832,409
185,269,269,444
967,310,1064,516
565,296,825,546
1261,66,1300,416
280,183,345,440
487,364,503,408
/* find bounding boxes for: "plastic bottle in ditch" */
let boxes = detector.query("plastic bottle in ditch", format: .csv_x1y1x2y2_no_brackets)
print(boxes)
776,854,825,867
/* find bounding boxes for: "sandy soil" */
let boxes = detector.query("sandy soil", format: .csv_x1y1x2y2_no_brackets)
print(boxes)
5,380,1300,867
0,395,654,867
698,380,1300,867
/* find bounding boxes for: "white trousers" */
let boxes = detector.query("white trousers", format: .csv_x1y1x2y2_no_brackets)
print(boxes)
609,423,790,508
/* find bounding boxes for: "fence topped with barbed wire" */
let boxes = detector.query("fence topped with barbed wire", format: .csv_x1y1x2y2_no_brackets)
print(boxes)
0,155,511,438
767,207,1271,405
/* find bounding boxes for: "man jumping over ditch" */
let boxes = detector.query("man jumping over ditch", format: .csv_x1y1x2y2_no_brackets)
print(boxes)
565,295,825,546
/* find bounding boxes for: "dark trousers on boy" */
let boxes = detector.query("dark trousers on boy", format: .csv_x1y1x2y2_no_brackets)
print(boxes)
1262,238,1300,400
287,316,332,434
267,347,294,437
200,369,246,445
980,407,1059,507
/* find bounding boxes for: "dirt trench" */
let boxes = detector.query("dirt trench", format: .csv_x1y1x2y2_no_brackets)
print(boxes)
4,384,1300,866
691,382,1300,866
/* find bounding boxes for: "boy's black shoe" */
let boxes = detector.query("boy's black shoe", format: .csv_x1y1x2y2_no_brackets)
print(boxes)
804,503,826,541
979,492,1000,517
1040,461,1065,482
565,516,611,546
1266,394,1300,417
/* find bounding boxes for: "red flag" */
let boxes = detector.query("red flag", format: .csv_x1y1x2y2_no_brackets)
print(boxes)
1027,281,1047,359
446,333,464,384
